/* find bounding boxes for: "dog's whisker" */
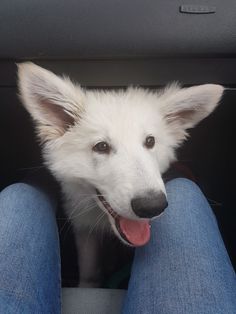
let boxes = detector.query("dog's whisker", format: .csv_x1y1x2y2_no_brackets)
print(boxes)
59,204,85,234
59,203,96,234
100,219,107,244
69,205,97,220
84,212,106,248
86,212,106,242
53,196,93,232
59,197,100,237
61,222,73,241
207,198,222,207
66,196,95,211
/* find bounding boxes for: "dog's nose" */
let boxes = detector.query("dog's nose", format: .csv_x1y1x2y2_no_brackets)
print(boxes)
131,191,168,218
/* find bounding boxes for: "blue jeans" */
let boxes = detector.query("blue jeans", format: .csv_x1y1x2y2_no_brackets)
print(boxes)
0,179,235,313
122,179,236,313
0,183,61,313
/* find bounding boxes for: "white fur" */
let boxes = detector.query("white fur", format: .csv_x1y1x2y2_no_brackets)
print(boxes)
18,62,224,245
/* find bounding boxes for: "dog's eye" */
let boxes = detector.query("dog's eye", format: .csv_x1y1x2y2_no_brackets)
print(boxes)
93,141,111,154
144,136,155,149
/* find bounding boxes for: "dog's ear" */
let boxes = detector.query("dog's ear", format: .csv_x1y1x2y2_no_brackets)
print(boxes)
18,62,84,143
160,83,224,143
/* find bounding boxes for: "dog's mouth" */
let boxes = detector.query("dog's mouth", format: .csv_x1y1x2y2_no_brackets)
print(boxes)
96,189,151,247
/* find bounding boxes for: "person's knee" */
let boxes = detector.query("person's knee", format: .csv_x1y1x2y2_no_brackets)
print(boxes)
166,177,201,196
0,183,58,243
166,178,205,204
165,178,213,219
0,183,54,220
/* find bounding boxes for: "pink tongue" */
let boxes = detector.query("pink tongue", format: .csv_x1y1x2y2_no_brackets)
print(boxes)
119,217,151,246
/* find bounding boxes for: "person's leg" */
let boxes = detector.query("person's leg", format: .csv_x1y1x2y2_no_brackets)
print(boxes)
122,178,236,314
0,183,61,314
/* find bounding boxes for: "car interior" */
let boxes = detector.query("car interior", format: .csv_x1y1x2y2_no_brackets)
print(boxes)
0,1,235,313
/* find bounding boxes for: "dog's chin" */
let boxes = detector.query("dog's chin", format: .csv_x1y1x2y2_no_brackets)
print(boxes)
95,189,151,247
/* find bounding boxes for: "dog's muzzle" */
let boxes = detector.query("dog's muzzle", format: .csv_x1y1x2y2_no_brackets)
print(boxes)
96,189,151,247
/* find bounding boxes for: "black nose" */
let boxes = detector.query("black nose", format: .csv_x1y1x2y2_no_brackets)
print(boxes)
131,191,168,218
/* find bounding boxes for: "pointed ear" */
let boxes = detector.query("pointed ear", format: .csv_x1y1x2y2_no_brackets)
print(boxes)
160,83,224,143
18,62,84,143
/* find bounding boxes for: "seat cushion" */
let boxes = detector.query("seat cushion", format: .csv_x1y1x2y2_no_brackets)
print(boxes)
62,288,126,314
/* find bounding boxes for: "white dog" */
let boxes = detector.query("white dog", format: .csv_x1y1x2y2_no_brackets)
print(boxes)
18,63,223,285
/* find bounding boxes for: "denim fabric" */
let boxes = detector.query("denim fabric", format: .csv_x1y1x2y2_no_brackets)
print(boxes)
122,178,236,314
0,179,235,314
0,183,61,314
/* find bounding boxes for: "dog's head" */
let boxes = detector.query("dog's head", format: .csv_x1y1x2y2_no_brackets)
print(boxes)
18,63,223,246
